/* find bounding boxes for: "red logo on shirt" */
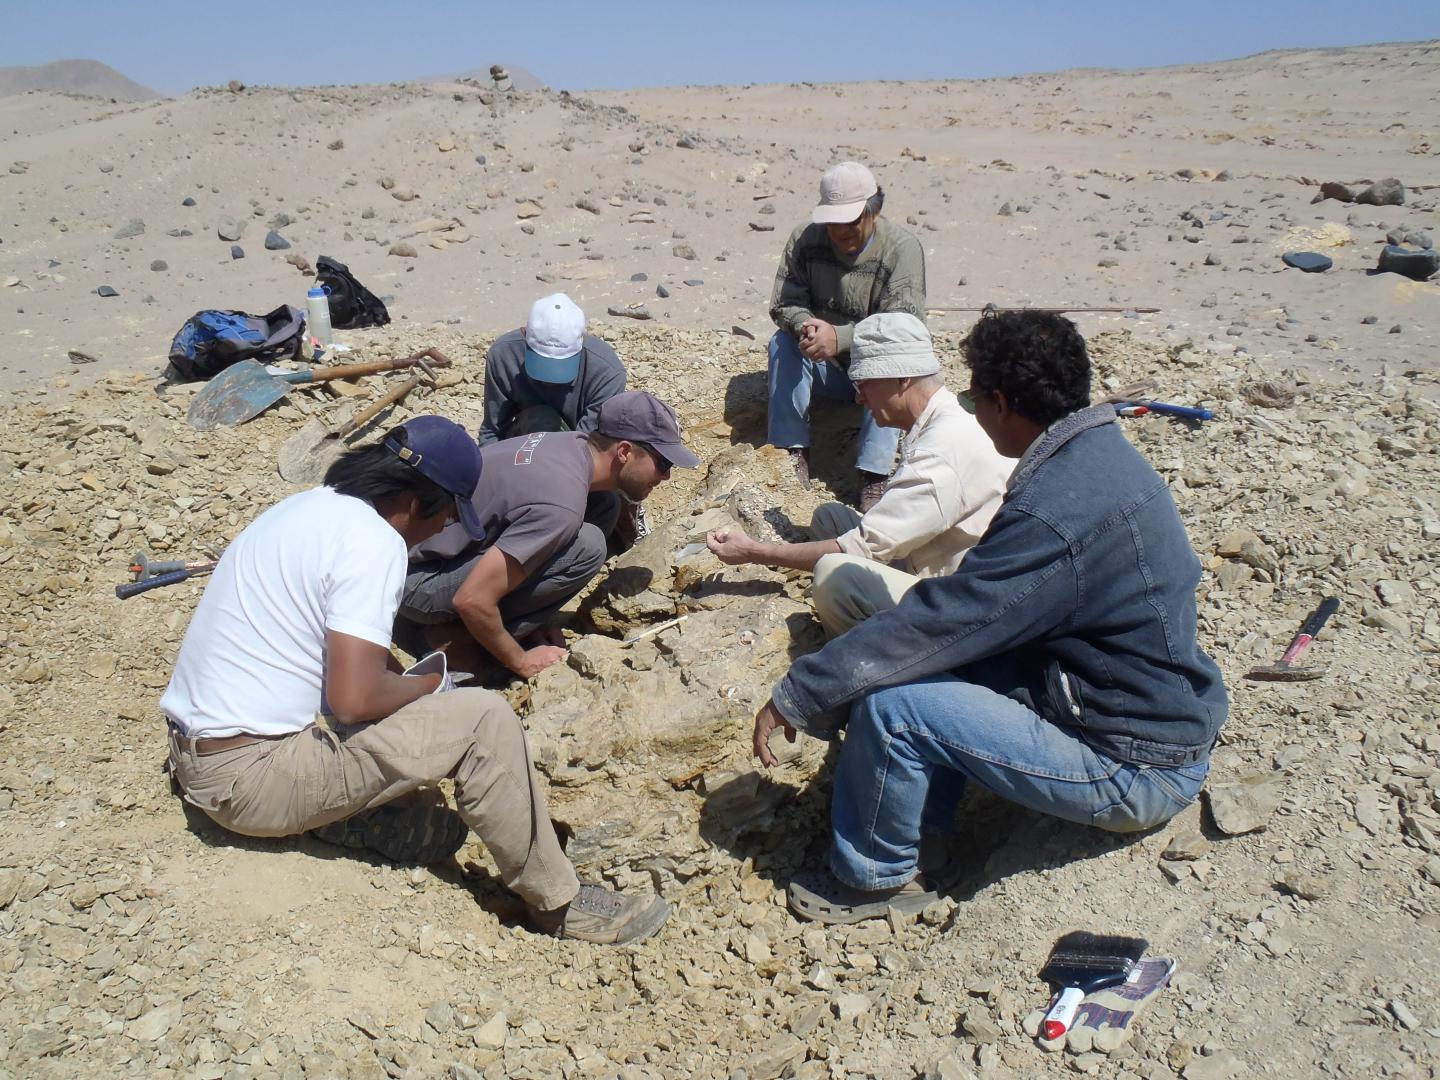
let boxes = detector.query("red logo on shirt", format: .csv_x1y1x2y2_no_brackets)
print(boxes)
514,432,546,465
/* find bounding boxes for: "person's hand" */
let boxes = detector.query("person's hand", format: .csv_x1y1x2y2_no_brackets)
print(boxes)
752,699,797,768
706,526,755,565
512,645,568,679
523,625,567,649
799,318,839,361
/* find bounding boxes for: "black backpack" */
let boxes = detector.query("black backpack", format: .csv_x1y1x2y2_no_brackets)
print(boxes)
164,305,306,382
315,255,390,329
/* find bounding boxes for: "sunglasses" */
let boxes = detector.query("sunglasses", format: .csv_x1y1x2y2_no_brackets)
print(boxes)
958,389,977,414
634,441,672,474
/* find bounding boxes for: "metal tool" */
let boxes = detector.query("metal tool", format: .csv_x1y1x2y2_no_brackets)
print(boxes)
1096,380,1161,406
1246,597,1340,681
187,349,452,431
1128,400,1214,422
116,561,219,599
128,551,218,582
931,304,1160,316
277,353,440,485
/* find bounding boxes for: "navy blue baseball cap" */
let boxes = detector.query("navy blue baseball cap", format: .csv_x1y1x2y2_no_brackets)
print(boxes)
383,416,486,539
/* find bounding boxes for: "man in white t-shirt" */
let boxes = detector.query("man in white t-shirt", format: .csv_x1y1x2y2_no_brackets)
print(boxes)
161,416,669,945
706,312,1014,635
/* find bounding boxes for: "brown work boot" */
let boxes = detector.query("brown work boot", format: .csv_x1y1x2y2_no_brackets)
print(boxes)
858,470,888,513
530,880,670,944
788,448,812,490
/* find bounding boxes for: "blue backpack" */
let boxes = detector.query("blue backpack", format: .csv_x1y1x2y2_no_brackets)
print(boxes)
165,304,305,382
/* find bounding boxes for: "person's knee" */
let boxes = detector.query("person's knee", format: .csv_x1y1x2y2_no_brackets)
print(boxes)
573,523,608,577
400,572,458,625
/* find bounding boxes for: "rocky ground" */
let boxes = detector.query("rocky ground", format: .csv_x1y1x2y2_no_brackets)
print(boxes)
1,313,1438,1078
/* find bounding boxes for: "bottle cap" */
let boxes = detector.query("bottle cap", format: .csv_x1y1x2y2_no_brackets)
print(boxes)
307,286,326,298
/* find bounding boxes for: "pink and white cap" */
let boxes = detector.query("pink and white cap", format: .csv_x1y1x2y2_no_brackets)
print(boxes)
812,161,879,224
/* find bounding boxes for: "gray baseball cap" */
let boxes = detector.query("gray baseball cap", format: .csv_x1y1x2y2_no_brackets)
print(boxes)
597,391,700,469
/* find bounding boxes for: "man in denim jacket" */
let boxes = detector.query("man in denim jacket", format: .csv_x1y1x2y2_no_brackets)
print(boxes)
752,310,1228,924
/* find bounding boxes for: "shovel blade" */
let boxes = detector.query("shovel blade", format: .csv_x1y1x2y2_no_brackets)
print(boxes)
187,359,292,431
277,418,340,485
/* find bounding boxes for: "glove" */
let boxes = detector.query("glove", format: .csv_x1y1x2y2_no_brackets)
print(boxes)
1023,955,1176,1054
402,650,473,694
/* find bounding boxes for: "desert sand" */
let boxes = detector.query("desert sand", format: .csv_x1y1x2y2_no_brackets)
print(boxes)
1,42,1439,1080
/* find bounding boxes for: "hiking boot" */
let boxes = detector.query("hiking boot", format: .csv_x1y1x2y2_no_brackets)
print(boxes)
310,800,468,866
531,880,670,944
788,448,812,490
858,471,888,513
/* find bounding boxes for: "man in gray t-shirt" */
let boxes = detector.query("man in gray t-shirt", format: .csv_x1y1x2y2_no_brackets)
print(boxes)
400,392,699,679
479,293,627,445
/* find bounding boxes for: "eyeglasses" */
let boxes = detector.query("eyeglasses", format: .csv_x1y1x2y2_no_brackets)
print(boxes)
634,441,672,474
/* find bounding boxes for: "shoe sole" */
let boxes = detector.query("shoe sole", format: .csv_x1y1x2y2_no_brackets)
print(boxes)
787,881,937,925
310,803,467,866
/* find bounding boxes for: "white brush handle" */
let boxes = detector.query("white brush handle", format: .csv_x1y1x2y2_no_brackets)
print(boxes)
1043,986,1084,1040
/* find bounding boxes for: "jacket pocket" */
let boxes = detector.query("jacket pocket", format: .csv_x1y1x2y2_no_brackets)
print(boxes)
1041,660,1084,726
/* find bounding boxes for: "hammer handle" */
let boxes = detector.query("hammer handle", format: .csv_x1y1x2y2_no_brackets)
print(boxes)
115,564,216,599
1280,597,1340,665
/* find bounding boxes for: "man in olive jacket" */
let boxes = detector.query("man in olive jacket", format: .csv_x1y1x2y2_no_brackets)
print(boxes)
753,310,1228,925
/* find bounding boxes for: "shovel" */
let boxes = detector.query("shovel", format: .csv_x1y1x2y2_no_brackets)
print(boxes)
277,359,437,485
186,350,452,431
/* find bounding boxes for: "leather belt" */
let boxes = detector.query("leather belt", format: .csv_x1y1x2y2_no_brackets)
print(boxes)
169,724,286,756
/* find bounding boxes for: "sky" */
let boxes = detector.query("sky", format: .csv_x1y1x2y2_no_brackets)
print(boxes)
3,0,1438,95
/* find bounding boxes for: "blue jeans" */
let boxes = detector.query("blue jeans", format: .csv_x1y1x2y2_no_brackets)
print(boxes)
829,674,1210,890
767,330,901,476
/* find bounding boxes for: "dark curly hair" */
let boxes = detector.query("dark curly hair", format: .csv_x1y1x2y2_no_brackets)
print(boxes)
961,309,1091,427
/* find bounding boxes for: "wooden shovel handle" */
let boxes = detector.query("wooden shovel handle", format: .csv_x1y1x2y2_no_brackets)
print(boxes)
335,375,423,438
306,350,452,383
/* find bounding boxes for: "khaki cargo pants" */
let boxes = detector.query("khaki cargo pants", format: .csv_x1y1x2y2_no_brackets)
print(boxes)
808,501,920,638
167,688,579,911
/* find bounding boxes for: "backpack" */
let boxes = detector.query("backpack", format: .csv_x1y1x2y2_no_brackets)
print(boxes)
164,305,306,382
314,255,390,329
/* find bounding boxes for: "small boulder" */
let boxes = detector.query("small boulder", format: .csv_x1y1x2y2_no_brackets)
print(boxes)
1376,245,1438,281
1281,251,1332,273
264,230,291,250
1356,178,1405,206
112,217,145,240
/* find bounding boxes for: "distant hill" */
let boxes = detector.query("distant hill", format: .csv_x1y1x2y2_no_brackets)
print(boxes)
449,63,547,91
0,59,162,101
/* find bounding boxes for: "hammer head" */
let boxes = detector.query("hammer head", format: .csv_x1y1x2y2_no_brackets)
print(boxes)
1245,662,1329,682
415,358,438,383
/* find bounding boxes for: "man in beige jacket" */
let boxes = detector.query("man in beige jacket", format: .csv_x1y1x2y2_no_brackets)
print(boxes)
707,312,1014,635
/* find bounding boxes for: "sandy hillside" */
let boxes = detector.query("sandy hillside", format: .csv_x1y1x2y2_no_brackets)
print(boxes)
0,59,162,102
0,41,1436,398
0,41,1439,1080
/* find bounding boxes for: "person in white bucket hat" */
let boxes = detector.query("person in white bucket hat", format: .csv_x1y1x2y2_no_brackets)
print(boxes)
766,162,928,511
710,312,1012,633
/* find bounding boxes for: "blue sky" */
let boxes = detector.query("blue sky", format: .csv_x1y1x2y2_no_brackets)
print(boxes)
4,0,1437,94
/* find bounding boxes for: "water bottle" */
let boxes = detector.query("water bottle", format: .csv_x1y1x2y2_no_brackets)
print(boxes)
305,286,332,348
